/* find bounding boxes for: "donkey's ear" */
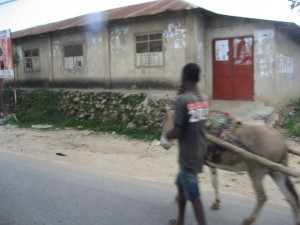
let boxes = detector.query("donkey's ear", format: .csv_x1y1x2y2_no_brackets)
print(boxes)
232,120,242,131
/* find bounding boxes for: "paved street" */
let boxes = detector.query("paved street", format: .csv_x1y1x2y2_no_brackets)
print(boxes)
0,152,294,225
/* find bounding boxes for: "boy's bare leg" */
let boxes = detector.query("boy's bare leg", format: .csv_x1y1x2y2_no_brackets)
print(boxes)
192,199,207,225
169,188,186,225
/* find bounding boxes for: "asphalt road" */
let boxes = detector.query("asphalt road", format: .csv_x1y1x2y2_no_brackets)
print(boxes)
0,152,295,225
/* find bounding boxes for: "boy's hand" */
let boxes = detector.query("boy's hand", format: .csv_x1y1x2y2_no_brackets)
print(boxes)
160,135,172,150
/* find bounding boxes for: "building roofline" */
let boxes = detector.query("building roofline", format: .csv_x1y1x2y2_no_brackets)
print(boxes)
11,0,300,40
12,0,196,39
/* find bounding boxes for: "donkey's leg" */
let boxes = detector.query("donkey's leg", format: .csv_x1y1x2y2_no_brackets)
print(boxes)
210,167,221,210
270,171,300,225
243,163,267,225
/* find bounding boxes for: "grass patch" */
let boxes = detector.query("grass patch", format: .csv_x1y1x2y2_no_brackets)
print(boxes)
284,102,300,137
8,89,160,141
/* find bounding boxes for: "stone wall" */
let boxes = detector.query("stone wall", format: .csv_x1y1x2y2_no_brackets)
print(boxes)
5,89,174,132
58,90,173,130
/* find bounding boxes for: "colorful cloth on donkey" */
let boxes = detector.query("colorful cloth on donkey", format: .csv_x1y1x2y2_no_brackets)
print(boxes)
206,111,240,164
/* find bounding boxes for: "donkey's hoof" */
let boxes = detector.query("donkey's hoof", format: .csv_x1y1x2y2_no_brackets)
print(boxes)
243,218,254,225
211,202,220,210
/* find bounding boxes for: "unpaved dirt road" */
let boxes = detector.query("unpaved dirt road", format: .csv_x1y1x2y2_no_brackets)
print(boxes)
1,124,300,209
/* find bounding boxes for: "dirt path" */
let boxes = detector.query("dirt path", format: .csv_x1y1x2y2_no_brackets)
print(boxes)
1,125,300,208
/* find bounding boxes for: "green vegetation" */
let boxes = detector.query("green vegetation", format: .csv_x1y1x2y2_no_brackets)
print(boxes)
8,89,160,141
13,48,20,67
284,101,300,137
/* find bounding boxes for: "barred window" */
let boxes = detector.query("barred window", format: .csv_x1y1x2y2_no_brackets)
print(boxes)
24,49,40,72
136,33,163,67
64,44,84,70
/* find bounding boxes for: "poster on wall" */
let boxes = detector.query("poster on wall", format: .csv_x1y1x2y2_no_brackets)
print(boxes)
215,39,229,61
0,29,14,78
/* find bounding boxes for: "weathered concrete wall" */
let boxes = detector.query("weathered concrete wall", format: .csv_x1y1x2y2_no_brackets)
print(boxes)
108,12,192,89
13,11,205,90
11,11,300,105
274,31,300,103
107,10,206,89
13,26,110,88
50,26,109,88
253,28,277,104
186,11,207,93
205,16,277,104
14,35,52,87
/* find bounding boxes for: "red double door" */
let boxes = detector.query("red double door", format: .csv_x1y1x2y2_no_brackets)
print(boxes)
213,36,254,100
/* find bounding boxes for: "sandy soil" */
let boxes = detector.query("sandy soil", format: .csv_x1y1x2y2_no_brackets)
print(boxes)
1,125,300,208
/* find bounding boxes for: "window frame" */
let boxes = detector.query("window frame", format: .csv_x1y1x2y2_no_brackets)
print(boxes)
63,43,84,71
135,32,164,68
24,48,41,72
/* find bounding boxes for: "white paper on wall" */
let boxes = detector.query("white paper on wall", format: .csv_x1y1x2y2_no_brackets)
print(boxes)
215,40,229,61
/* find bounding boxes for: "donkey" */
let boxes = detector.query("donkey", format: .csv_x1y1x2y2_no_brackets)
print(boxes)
161,110,300,225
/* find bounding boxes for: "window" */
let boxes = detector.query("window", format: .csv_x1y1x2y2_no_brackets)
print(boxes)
64,44,84,70
136,33,163,67
24,49,40,72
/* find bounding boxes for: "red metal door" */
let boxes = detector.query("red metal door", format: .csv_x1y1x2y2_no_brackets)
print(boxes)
213,36,254,100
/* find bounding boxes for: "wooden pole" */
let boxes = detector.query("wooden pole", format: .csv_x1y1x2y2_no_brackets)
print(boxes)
0,78,3,114
206,134,300,179
288,147,300,157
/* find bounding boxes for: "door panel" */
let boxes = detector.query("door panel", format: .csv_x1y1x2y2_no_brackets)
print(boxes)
213,36,254,100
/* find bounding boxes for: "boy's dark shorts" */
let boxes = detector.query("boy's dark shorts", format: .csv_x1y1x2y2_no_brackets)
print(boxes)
175,166,200,201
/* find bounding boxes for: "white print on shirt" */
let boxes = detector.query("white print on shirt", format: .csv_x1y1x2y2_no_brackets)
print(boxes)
187,101,209,122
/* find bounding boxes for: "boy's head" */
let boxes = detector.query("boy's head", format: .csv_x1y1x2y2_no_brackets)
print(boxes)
181,63,200,83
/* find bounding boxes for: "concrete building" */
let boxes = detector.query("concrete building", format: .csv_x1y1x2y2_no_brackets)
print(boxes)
11,0,300,104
